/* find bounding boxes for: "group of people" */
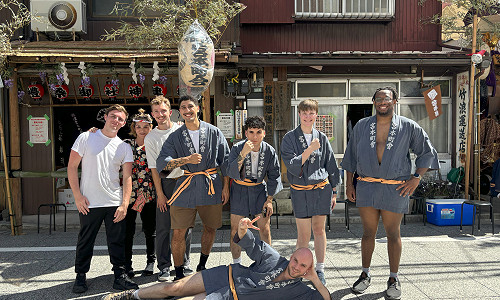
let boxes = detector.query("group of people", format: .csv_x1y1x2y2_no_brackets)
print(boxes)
68,86,439,300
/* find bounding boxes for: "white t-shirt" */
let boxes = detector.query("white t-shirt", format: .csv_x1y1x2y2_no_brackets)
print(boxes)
71,130,133,208
250,151,259,178
144,123,183,178
304,133,313,146
188,129,200,153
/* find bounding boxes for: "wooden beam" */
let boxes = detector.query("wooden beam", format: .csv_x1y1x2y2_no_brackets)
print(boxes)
202,87,211,124
277,67,287,81
8,70,22,234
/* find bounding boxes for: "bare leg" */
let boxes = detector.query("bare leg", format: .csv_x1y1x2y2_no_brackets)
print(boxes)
230,214,244,259
311,215,326,263
138,272,205,299
295,218,312,249
172,228,188,267
178,293,207,300
358,207,381,269
256,213,271,245
380,210,404,274
201,224,216,255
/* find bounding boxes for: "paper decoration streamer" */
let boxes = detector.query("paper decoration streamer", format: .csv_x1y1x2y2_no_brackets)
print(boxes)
152,61,160,82
60,63,69,85
178,20,215,100
129,61,137,84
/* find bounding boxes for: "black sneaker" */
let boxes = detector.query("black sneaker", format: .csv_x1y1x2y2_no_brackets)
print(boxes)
101,289,135,300
352,272,371,294
72,273,88,293
142,262,154,276
113,274,139,291
126,268,135,278
196,265,206,272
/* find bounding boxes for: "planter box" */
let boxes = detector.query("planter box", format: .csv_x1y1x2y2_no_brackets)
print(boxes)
426,199,473,226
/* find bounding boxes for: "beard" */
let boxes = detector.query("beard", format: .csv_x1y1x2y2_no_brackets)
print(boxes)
376,106,393,116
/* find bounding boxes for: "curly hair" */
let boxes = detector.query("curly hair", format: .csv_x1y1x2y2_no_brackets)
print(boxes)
372,86,399,102
244,116,266,131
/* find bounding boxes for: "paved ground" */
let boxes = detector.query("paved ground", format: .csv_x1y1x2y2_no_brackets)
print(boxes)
0,206,499,300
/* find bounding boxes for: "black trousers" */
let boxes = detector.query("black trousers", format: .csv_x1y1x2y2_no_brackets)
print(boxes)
74,206,126,278
125,200,157,270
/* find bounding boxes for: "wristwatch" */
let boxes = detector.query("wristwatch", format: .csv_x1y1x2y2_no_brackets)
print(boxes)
413,173,421,180
332,190,337,195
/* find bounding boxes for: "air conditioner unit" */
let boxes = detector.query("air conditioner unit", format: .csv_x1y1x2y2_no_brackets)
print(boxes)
31,0,87,33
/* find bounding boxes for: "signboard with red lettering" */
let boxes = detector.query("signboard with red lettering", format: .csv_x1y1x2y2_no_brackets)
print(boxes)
29,117,49,144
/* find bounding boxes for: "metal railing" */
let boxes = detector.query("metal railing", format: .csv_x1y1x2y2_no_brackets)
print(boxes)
295,0,395,19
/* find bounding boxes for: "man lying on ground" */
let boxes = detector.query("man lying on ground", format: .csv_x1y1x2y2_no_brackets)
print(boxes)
102,216,330,300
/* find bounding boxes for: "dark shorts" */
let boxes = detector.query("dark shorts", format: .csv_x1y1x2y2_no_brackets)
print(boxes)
230,185,267,217
202,265,231,300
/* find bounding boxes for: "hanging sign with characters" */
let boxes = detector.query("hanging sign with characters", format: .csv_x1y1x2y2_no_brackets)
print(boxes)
128,83,143,98
78,84,94,98
423,85,442,121
104,82,119,98
178,19,215,99
28,83,45,99
152,83,167,96
54,85,69,100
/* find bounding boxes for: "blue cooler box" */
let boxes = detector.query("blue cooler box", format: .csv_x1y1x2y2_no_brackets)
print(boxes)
426,199,473,226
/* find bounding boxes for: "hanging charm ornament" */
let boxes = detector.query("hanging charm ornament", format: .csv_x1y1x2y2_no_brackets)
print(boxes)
54,85,69,100
152,83,167,96
178,20,215,100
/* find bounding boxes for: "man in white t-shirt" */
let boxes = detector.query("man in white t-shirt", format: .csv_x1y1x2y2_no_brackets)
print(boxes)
68,104,139,293
144,96,192,281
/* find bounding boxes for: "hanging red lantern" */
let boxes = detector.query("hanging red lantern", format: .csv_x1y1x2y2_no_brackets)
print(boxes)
78,84,94,98
128,83,143,98
152,83,167,96
27,83,45,99
104,82,119,98
54,84,69,100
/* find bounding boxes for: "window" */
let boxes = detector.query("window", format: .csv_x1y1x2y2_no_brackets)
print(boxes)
297,82,346,98
295,0,395,19
350,81,398,98
400,80,450,98
400,104,449,153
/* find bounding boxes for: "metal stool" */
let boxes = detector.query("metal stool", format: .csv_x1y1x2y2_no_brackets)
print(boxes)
270,199,279,229
460,200,494,235
38,203,67,234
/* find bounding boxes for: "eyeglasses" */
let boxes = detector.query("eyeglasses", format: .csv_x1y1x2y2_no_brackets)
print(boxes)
373,97,394,103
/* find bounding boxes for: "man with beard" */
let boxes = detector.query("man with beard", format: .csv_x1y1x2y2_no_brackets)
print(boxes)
341,87,439,300
157,95,230,280
101,216,330,300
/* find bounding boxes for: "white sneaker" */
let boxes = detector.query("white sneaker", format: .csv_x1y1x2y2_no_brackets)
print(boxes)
158,268,170,282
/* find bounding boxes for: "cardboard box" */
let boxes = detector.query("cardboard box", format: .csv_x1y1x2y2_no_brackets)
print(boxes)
58,189,77,210
426,199,473,226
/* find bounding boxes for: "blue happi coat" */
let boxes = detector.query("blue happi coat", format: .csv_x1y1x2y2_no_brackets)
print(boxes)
341,114,439,214
227,140,283,215
281,126,341,218
156,121,230,208
207,230,323,300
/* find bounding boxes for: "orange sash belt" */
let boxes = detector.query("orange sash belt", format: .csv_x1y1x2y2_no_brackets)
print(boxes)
167,168,217,205
228,265,239,300
233,178,262,187
290,179,329,191
357,176,405,185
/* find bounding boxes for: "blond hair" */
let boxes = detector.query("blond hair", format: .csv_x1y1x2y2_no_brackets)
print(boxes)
105,104,129,118
150,95,171,109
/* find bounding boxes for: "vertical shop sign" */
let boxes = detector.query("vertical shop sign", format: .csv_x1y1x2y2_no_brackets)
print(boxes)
456,72,469,166
263,81,274,144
